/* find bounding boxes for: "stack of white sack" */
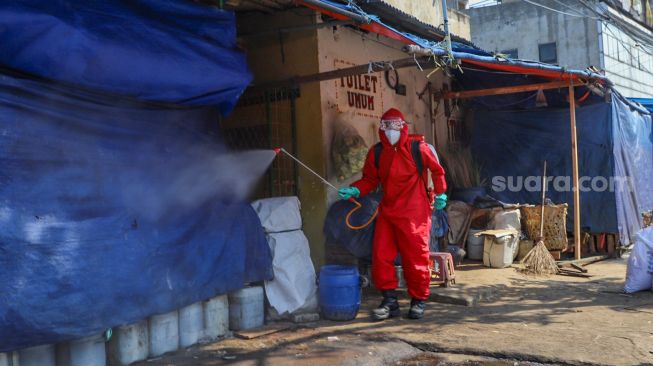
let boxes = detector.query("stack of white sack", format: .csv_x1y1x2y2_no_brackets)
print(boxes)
624,227,653,293
251,197,318,318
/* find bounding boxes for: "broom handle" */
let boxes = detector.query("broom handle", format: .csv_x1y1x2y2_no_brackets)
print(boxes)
540,160,547,239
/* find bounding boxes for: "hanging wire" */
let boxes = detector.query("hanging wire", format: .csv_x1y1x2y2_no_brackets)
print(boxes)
521,0,599,18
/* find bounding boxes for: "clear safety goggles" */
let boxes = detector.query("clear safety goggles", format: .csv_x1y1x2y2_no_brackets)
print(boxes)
380,118,405,131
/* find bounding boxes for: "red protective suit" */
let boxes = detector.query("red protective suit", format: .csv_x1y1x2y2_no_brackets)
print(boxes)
351,115,446,300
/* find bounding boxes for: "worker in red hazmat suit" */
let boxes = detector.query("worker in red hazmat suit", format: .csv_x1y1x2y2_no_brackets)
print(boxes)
338,108,447,320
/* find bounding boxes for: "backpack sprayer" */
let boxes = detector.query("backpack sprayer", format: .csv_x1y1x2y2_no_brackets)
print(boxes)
273,147,377,230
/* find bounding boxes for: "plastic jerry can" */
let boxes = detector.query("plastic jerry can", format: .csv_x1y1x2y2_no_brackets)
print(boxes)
228,286,264,331
204,295,229,340
148,310,179,357
0,352,18,366
179,302,203,348
110,321,149,365
18,344,56,366
69,334,106,366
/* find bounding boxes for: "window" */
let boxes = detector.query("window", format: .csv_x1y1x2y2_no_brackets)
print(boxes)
500,48,519,59
538,42,557,64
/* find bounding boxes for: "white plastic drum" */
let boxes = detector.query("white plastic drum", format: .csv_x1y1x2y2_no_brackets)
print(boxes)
228,286,264,331
204,295,229,340
148,310,179,357
69,334,106,366
112,321,149,365
18,344,56,366
179,302,203,348
0,352,19,366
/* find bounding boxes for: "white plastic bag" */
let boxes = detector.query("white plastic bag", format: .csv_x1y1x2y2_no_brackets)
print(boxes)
251,196,302,233
264,231,318,315
624,227,653,293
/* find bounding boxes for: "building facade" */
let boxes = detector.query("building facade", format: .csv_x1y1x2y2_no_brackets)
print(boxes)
468,0,653,98
224,0,472,265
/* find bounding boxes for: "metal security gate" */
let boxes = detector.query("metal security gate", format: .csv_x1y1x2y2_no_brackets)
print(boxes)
220,87,298,199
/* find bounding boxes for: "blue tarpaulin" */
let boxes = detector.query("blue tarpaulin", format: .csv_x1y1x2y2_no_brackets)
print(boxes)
471,93,653,242
471,100,618,234
0,0,251,113
0,1,271,352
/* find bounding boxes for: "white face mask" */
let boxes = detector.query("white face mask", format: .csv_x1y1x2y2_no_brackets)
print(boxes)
385,130,401,145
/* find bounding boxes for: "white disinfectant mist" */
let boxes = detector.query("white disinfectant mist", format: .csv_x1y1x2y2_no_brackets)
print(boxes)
120,148,277,221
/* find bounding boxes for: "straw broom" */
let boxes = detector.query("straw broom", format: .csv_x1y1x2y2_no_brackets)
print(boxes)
520,161,559,275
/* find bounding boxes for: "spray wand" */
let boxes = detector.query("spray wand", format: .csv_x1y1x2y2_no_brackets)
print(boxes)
274,147,377,230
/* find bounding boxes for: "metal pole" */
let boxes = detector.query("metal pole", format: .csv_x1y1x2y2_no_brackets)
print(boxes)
440,0,454,63
569,79,582,260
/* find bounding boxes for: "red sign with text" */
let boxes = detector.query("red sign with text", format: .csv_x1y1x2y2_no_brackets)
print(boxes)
334,59,384,119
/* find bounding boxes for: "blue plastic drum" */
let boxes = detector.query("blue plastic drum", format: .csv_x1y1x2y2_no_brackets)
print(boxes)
318,265,361,321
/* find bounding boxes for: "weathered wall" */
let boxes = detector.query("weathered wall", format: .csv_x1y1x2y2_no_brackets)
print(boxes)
315,23,449,205
236,9,328,266
448,8,472,40
600,8,653,98
468,1,601,69
379,0,471,40
381,0,444,28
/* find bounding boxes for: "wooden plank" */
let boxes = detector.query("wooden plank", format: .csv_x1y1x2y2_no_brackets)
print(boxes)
557,269,593,278
569,80,582,261
549,250,561,261
254,56,435,90
571,263,588,273
439,80,582,99
234,323,293,340
557,254,610,267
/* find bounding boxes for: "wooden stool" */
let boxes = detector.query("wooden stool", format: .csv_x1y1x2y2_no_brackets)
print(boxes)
429,252,456,287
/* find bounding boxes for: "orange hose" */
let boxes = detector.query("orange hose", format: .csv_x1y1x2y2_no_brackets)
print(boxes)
345,198,378,230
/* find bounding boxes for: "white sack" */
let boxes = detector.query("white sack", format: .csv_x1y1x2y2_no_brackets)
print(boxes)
265,231,318,315
624,227,653,293
251,196,302,233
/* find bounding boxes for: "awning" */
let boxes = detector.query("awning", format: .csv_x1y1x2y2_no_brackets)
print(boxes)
297,0,608,84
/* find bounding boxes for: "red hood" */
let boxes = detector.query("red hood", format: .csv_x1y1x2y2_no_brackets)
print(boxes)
378,123,409,147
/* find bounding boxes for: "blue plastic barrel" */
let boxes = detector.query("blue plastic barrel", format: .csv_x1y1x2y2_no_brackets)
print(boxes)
318,265,361,321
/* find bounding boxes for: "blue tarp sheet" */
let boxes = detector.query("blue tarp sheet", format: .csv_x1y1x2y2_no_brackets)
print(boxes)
612,95,653,244
0,2,271,352
0,0,251,113
471,101,619,234
629,98,653,113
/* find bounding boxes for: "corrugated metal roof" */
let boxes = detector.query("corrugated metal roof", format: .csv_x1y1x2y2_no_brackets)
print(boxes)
357,0,475,46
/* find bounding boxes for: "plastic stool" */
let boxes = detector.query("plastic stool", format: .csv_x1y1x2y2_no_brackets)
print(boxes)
429,252,456,287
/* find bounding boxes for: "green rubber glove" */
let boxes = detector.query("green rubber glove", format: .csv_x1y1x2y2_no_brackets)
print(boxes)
338,186,360,200
435,193,448,210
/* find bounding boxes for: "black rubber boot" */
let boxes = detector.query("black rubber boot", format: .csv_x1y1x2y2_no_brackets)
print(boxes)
407,298,425,319
371,290,400,321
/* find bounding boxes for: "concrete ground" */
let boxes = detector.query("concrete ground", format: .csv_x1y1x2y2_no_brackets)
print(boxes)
137,258,653,366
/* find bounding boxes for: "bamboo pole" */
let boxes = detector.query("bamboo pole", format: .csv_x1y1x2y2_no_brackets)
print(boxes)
569,79,582,261
438,80,583,99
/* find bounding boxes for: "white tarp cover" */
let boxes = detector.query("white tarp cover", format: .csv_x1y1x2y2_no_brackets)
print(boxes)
612,96,653,245
624,227,653,293
251,196,302,233
264,231,318,315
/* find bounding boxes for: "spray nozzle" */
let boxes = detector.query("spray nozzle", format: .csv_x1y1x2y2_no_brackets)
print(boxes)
273,147,282,155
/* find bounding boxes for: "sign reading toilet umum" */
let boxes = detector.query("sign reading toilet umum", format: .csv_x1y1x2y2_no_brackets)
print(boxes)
334,59,384,119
